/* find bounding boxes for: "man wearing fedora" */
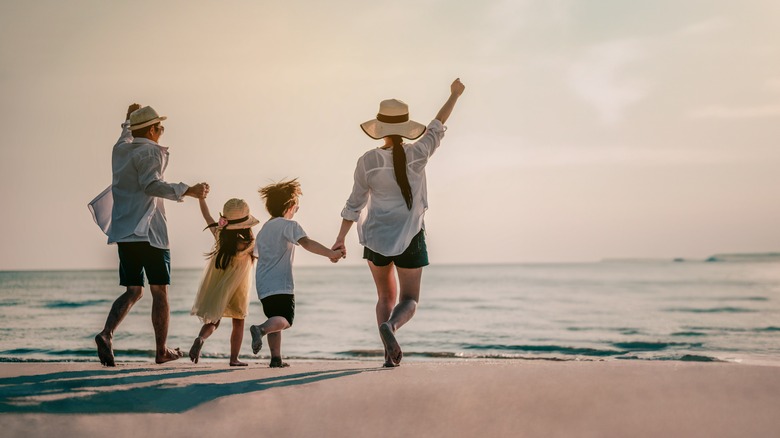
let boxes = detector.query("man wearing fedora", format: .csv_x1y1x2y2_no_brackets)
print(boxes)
95,103,209,366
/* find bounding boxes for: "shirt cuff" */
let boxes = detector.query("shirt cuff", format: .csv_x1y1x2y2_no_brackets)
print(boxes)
173,183,189,202
340,207,361,222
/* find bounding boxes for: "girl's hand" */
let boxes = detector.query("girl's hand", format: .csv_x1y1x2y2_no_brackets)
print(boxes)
451,78,465,97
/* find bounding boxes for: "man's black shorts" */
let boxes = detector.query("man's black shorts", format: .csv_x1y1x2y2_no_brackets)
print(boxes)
117,242,171,286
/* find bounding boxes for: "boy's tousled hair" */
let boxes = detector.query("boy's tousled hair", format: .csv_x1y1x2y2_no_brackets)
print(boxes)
259,178,302,218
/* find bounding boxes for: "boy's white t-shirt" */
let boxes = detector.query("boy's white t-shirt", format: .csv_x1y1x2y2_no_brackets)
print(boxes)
254,217,307,299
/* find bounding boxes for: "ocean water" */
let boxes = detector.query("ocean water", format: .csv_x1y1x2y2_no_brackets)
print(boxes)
0,260,778,365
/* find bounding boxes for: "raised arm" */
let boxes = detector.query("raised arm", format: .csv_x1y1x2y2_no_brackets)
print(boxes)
198,198,218,237
435,78,466,125
299,236,344,263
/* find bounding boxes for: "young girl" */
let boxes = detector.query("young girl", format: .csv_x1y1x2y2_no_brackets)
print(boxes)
189,197,259,366
250,179,343,368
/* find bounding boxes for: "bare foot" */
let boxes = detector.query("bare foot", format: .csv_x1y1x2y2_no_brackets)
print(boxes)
269,357,290,368
95,334,115,367
156,347,184,364
379,322,402,365
382,359,398,368
250,325,264,354
230,360,248,367
189,337,204,364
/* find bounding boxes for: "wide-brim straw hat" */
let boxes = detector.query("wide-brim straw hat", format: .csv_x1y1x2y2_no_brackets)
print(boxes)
360,99,426,140
219,198,260,230
129,106,167,131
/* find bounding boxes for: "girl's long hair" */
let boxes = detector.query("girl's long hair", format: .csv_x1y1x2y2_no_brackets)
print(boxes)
207,228,254,269
390,135,412,210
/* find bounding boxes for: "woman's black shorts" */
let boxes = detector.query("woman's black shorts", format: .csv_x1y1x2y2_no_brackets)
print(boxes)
363,229,429,269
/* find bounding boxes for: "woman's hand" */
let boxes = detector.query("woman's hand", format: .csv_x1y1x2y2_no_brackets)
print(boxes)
331,240,347,259
451,78,465,97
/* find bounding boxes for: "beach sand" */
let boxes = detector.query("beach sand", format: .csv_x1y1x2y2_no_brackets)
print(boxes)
1,360,779,437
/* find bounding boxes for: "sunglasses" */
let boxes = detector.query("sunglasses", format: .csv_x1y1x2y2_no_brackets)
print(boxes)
236,232,252,242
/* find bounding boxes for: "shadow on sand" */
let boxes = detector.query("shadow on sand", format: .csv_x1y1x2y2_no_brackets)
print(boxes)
0,366,380,414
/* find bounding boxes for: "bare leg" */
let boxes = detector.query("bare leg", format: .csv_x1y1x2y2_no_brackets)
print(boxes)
150,284,182,364
96,286,143,367
250,316,290,354
368,262,399,366
267,332,289,368
379,266,423,365
387,266,422,331
189,320,220,364
230,319,247,366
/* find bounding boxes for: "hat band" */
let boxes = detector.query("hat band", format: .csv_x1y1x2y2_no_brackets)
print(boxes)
226,215,249,225
377,113,409,124
130,118,160,128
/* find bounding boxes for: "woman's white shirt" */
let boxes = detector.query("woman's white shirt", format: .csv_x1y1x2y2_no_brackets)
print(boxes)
341,119,446,256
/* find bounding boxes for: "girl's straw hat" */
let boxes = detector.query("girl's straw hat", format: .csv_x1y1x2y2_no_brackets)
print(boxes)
360,99,426,140
219,198,260,230
129,106,167,130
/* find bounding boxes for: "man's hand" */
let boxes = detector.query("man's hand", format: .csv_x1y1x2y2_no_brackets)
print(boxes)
126,103,142,121
185,182,210,199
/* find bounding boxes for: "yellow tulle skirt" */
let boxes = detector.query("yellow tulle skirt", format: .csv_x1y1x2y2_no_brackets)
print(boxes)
190,250,254,324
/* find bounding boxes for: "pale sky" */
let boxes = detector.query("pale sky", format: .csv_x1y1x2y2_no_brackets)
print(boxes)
1,0,778,270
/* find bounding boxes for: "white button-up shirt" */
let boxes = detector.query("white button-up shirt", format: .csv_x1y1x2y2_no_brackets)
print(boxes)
341,120,446,256
107,122,189,249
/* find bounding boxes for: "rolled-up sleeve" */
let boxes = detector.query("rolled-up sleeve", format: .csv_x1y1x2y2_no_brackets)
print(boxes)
136,150,189,202
411,119,446,159
115,122,133,147
341,156,369,222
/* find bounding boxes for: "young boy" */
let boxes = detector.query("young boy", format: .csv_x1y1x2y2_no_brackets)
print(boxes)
250,179,343,367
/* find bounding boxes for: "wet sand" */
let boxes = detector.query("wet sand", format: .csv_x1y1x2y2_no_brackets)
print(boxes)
1,360,779,437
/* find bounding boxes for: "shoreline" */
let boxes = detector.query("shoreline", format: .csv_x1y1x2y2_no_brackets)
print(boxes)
2,360,780,437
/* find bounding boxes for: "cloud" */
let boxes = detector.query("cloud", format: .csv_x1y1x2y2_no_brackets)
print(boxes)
568,39,648,125
687,104,780,119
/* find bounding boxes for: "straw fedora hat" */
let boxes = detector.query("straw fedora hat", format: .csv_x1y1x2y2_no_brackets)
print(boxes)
129,106,167,130
218,198,260,230
360,99,426,140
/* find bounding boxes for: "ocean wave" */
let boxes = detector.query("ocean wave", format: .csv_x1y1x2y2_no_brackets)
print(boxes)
42,299,111,309
665,306,758,314
462,344,625,357
611,341,702,351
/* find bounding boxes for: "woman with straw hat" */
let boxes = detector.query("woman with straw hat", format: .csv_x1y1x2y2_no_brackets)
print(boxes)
333,78,465,367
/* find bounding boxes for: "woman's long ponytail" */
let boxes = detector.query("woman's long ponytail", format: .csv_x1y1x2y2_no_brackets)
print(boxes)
390,135,413,210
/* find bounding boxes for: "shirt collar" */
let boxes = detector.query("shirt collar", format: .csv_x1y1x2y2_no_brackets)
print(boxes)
133,137,168,151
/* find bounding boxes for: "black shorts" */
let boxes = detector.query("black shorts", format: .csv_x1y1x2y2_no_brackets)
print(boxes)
261,294,295,326
363,229,429,269
117,242,171,286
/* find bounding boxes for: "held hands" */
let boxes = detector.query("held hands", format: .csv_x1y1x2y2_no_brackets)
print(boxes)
331,241,347,260
126,103,142,121
329,248,345,264
185,182,210,199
